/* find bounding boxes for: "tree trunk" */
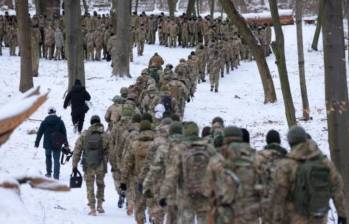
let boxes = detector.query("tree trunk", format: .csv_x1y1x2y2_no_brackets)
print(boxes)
64,0,85,90
269,0,296,127
347,0,349,64
219,0,277,103
16,0,33,93
34,0,46,16
323,0,349,217
239,0,248,13
111,0,117,33
186,0,196,16
196,0,200,16
168,0,175,17
82,0,89,15
311,0,324,51
135,0,139,13
210,0,215,18
112,0,130,77
296,0,310,120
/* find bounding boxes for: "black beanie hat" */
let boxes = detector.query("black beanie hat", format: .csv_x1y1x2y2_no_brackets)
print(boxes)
241,128,250,143
266,129,281,145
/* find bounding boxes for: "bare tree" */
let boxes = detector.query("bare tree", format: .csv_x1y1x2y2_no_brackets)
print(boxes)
269,0,296,127
16,0,33,92
64,0,85,90
295,0,310,120
186,0,196,16
112,0,131,77
135,0,139,13
323,0,349,216
210,0,215,18
82,0,89,15
168,0,175,17
311,0,324,51
34,0,46,16
219,0,277,103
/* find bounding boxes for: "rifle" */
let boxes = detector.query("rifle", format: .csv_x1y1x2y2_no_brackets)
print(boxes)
118,191,126,208
60,145,73,165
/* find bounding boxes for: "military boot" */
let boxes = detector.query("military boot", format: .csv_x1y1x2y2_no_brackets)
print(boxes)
210,86,213,92
88,207,97,216
97,202,105,213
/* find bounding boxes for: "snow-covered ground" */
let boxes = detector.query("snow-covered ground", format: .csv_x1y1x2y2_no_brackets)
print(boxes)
0,24,340,223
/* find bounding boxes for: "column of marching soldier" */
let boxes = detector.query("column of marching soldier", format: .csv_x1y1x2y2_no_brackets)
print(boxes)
68,51,346,224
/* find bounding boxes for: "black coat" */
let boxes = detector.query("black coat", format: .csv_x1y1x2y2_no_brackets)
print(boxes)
63,84,91,116
35,115,67,149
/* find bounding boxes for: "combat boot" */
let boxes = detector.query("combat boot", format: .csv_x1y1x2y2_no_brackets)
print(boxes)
97,202,105,213
215,89,218,93
88,207,97,216
210,86,213,92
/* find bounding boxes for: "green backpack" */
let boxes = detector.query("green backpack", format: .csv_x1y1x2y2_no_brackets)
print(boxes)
82,131,104,169
293,155,332,218
121,103,136,117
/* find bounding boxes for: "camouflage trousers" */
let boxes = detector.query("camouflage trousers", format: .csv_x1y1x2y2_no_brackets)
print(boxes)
55,47,62,60
84,164,106,208
209,72,220,91
177,208,208,224
137,41,144,56
134,190,164,224
165,202,178,224
9,44,16,56
95,47,102,61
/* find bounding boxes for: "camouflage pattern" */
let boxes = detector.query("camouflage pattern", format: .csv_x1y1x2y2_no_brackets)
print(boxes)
72,123,110,209
271,140,346,224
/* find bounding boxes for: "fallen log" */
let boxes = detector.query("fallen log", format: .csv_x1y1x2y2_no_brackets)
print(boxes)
243,10,294,26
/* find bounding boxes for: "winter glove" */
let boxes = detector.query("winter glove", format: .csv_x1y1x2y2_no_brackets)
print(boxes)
120,183,127,191
338,217,347,224
143,189,153,198
187,98,190,103
159,198,167,207
137,183,143,193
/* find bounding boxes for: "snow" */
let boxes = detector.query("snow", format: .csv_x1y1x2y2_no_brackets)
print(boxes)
0,23,341,223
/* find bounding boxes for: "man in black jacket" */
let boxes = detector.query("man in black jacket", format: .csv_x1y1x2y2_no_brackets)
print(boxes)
64,79,91,133
35,107,68,180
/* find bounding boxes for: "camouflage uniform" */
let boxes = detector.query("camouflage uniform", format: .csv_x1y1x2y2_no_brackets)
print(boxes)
86,30,95,60
94,29,104,61
54,27,64,60
181,20,189,48
31,27,41,76
208,51,221,92
120,122,155,224
44,26,55,60
136,25,146,56
8,26,17,56
160,123,215,224
168,20,178,48
72,122,109,212
143,123,183,224
271,138,346,224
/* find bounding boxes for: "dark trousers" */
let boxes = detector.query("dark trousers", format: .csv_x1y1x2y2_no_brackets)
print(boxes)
72,113,85,133
45,148,61,179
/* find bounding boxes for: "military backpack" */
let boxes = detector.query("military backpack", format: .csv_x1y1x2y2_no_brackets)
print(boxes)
82,131,104,169
182,142,210,197
293,155,331,218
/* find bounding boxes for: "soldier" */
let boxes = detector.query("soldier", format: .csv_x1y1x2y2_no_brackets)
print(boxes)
104,95,125,131
143,121,183,224
0,16,4,55
86,30,95,60
208,50,221,92
181,19,189,48
148,52,164,70
168,19,178,48
8,25,17,56
31,26,41,77
120,120,155,224
159,122,215,224
195,44,207,83
72,115,109,216
136,24,146,56
94,28,104,61
148,14,157,44
271,126,347,224
256,129,287,224
54,27,64,60
44,26,55,60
